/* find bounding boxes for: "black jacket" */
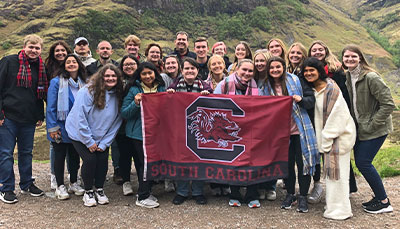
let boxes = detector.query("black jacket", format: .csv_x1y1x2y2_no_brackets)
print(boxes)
169,48,197,63
0,54,44,123
86,59,119,78
198,56,210,80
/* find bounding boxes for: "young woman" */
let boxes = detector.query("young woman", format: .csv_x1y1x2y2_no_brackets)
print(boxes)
167,57,212,205
114,55,140,196
66,64,123,207
307,40,356,203
253,49,272,87
161,54,181,88
227,41,252,75
45,41,73,80
145,43,164,73
342,45,395,214
267,38,287,60
45,40,73,190
121,62,166,208
213,59,260,208
287,42,307,76
302,57,356,220
205,55,228,90
211,41,231,69
46,54,87,200
260,56,319,213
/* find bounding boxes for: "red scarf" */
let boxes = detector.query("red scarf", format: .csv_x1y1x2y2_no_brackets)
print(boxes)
324,65,334,78
17,50,48,99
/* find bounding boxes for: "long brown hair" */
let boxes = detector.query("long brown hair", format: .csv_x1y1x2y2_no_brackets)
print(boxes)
341,44,376,73
45,40,72,80
265,56,288,96
267,38,287,60
89,64,124,109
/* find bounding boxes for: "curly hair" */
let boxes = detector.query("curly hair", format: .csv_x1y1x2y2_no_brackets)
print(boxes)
45,40,72,80
89,63,124,110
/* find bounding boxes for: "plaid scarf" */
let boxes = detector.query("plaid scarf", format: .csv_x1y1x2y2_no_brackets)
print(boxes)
175,77,204,93
323,78,341,180
17,50,48,99
262,73,319,175
219,73,259,95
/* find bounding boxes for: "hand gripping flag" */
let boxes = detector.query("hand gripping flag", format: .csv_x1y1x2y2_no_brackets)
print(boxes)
142,92,292,185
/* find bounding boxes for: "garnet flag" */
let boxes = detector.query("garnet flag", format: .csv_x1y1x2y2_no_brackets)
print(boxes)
142,92,292,185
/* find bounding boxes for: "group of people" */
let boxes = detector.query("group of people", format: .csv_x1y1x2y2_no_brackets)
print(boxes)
0,31,395,220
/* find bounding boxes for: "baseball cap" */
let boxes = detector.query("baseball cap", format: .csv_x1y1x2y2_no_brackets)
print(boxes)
74,37,89,46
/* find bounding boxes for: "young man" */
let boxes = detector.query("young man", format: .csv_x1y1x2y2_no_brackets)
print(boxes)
86,40,119,77
169,31,196,63
0,34,47,204
117,35,144,63
194,37,210,80
73,37,96,67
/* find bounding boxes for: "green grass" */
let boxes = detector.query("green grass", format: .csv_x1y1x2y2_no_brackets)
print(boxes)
351,146,400,178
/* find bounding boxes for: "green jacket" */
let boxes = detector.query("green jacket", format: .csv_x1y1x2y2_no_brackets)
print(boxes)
345,70,395,141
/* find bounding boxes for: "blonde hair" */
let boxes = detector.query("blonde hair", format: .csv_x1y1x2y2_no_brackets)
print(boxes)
267,38,287,60
24,34,43,47
308,40,341,73
287,42,307,73
124,35,141,47
253,49,272,82
208,55,226,74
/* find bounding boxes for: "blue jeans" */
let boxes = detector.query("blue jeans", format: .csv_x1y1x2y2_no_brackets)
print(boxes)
0,118,36,192
176,180,204,197
354,135,387,200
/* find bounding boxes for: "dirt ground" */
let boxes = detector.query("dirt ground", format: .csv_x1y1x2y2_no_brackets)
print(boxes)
0,161,399,229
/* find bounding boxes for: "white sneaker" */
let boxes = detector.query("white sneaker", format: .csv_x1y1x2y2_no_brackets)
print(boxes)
50,174,57,190
123,182,134,196
308,182,323,204
68,173,82,186
136,196,160,208
55,185,70,200
68,182,85,196
83,190,97,207
266,190,277,201
136,194,158,202
95,189,109,205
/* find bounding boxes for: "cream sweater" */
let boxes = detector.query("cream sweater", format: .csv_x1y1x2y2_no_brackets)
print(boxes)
314,87,356,154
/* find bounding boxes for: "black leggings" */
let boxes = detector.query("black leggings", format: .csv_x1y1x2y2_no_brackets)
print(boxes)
52,142,80,187
284,135,311,196
122,138,152,201
116,134,141,182
71,140,109,191
229,184,259,203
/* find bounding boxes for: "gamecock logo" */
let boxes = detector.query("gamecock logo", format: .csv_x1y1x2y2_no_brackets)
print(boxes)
186,97,245,162
188,110,242,147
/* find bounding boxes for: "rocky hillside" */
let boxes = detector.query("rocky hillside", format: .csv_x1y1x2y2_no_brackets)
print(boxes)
0,0,399,99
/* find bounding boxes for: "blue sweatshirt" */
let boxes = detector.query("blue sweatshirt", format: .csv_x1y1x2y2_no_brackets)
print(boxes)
65,85,122,150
